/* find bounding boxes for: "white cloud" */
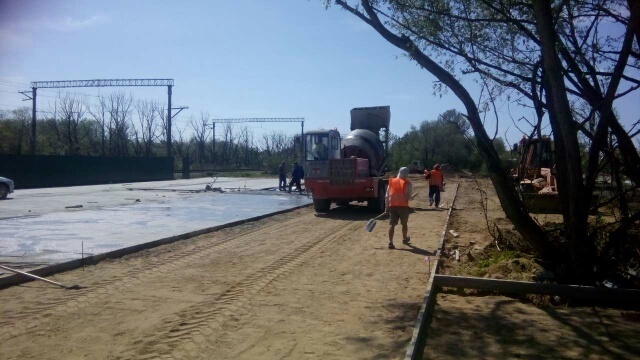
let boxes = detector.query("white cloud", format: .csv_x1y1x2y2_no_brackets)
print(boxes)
0,14,110,50
44,14,111,31
0,28,29,49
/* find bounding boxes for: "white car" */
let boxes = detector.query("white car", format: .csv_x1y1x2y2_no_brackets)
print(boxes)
0,176,14,200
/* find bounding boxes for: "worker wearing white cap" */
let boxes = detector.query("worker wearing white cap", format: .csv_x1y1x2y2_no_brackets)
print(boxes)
385,167,413,249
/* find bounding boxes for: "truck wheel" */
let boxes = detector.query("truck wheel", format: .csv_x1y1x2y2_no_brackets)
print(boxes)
313,199,331,212
367,183,386,213
0,184,8,200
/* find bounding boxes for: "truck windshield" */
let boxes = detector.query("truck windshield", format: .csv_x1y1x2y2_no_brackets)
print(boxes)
306,134,329,161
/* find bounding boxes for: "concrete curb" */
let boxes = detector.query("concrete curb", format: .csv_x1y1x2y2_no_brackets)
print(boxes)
0,202,312,289
404,182,460,360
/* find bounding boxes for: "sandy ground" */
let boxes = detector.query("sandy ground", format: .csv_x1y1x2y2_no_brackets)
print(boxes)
426,293,640,359
3,174,638,359
425,174,640,359
0,174,452,359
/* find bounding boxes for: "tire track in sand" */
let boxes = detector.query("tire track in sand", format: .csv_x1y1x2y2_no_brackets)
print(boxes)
123,221,360,360
0,209,313,340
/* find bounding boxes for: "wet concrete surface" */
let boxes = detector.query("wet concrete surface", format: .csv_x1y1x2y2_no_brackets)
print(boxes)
0,178,310,273
0,177,286,220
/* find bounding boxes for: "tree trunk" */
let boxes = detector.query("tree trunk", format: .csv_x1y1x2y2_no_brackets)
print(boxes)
340,0,556,259
533,0,593,283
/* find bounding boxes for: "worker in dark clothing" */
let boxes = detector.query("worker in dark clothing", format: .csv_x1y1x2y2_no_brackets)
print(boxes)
277,161,287,191
288,162,305,194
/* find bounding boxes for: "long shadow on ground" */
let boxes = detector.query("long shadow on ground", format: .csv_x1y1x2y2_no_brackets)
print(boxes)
345,300,422,359
424,295,640,359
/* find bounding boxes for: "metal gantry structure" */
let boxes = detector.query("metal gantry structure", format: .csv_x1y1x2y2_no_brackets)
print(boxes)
210,118,305,163
20,78,184,156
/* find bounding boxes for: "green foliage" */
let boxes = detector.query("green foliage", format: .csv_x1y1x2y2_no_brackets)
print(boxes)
476,250,520,269
388,109,510,172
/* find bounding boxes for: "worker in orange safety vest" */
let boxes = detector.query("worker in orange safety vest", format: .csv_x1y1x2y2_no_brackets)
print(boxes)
385,167,413,249
424,164,444,207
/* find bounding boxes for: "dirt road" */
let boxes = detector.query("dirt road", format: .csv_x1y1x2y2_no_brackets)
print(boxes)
0,175,452,359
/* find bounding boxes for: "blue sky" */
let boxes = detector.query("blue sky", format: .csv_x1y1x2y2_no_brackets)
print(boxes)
0,0,637,146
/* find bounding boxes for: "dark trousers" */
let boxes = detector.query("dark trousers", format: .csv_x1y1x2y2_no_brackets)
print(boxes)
288,178,302,193
429,185,441,206
279,175,287,190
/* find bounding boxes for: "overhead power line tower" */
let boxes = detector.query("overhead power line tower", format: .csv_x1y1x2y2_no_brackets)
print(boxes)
20,78,184,157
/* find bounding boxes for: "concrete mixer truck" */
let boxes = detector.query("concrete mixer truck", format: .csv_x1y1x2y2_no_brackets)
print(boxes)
304,106,390,212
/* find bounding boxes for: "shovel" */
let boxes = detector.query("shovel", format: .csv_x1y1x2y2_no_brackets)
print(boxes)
364,192,419,232
364,211,388,232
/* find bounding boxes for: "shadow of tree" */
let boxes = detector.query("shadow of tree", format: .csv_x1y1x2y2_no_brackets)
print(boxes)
344,300,422,359
424,295,640,359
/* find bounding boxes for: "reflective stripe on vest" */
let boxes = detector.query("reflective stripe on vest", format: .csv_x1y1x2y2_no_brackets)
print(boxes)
388,178,409,207
429,170,444,187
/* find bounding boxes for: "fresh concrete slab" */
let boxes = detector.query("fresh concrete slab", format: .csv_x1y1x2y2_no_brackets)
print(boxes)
0,177,285,220
0,177,310,275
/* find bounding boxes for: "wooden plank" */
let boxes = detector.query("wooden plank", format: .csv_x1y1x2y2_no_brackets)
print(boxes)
404,182,460,360
434,275,640,301
0,264,69,289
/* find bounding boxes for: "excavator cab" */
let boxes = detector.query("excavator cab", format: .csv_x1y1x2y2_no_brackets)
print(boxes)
512,137,561,213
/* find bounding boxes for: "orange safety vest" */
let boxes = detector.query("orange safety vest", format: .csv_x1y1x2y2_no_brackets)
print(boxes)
429,169,444,187
388,178,409,207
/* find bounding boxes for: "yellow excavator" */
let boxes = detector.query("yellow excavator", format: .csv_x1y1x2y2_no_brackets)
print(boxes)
511,136,561,213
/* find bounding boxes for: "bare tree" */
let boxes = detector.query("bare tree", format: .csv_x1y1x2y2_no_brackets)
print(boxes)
220,123,234,166
133,99,161,157
107,92,133,156
88,94,110,155
172,125,193,160
56,94,87,155
189,112,211,164
260,131,297,173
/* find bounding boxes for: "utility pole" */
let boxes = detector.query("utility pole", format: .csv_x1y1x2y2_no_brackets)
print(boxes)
167,85,173,158
20,88,37,154
31,87,37,155
301,121,305,162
